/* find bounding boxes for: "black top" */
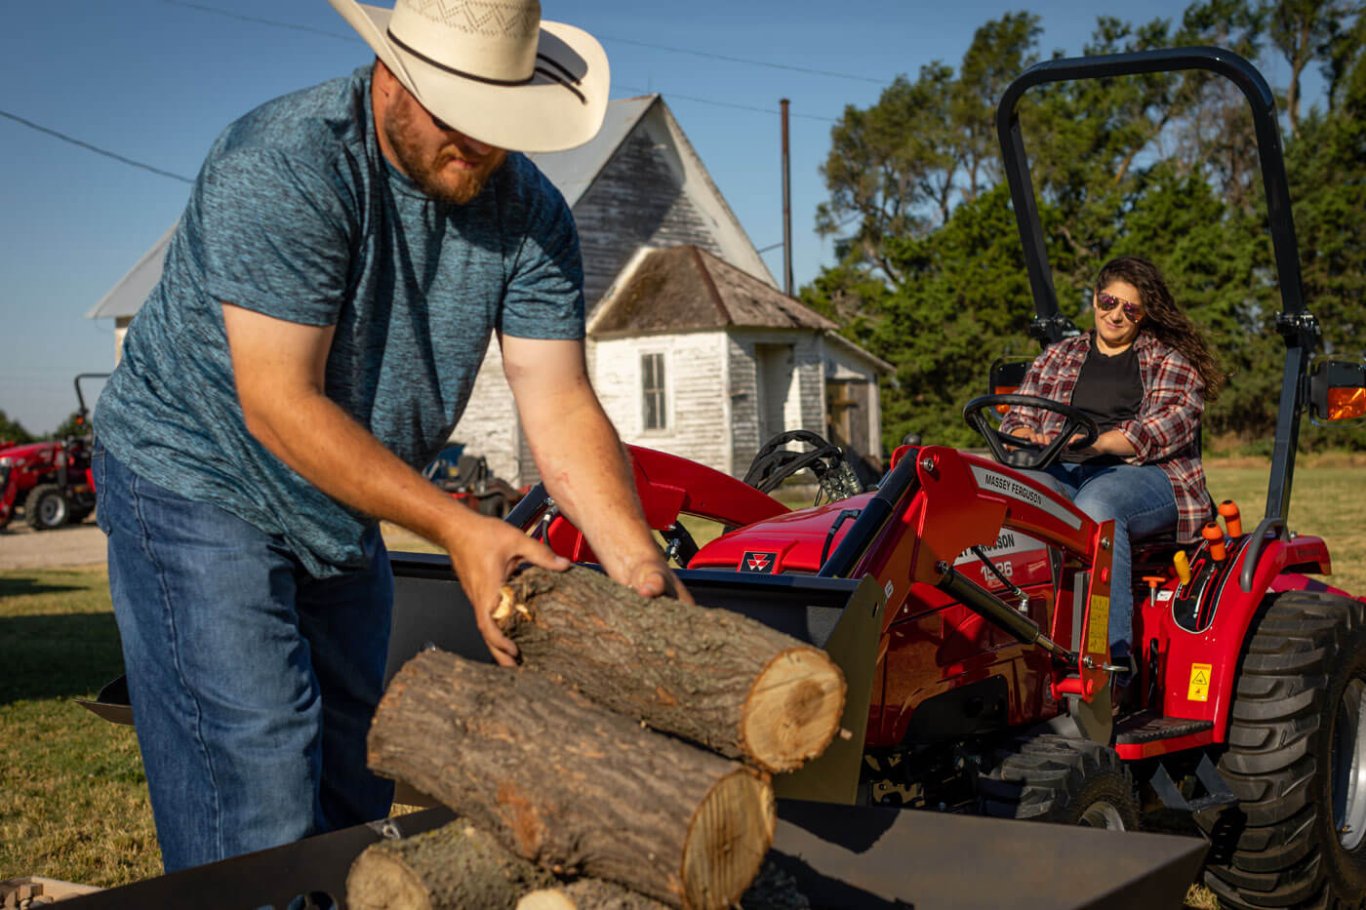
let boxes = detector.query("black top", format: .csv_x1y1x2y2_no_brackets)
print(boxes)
1064,341,1142,464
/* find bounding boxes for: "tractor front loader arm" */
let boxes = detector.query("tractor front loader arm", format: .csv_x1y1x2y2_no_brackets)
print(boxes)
846,447,1117,704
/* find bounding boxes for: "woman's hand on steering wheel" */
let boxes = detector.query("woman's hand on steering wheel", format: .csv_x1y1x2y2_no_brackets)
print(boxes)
963,394,1101,471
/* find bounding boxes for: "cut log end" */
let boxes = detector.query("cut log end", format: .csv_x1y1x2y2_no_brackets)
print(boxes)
347,849,438,910
741,648,846,773
680,769,775,910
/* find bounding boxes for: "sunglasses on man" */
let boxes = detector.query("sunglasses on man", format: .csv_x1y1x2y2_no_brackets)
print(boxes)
1096,291,1143,322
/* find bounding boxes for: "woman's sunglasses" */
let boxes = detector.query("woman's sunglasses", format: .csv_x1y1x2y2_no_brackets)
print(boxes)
1096,291,1143,322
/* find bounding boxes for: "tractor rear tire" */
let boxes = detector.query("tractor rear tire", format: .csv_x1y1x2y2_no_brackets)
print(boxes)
1200,591,1366,910
978,734,1139,829
24,484,69,531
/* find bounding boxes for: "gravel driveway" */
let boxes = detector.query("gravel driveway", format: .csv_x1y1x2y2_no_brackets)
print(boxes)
0,521,108,570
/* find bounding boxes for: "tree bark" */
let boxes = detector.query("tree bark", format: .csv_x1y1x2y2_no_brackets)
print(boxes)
496,567,846,774
369,650,774,910
347,821,554,910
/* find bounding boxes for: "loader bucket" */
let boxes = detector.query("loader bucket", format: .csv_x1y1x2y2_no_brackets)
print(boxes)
80,552,885,804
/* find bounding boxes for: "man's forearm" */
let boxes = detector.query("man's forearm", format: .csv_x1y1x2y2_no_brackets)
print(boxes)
242,390,474,549
525,392,658,579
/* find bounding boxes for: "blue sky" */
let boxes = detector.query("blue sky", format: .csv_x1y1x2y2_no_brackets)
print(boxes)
0,0,1310,434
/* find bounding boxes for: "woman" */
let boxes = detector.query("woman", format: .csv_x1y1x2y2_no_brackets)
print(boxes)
1001,256,1225,667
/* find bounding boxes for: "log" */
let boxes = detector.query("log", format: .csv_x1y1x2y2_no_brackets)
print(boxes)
496,567,846,773
368,650,774,910
518,879,669,909
347,821,554,910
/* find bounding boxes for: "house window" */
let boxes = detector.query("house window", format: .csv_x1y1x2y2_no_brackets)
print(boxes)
642,353,667,431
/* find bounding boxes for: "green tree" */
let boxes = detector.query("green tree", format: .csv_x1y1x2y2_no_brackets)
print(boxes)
807,0,1365,454
0,410,34,447
51,411,93,441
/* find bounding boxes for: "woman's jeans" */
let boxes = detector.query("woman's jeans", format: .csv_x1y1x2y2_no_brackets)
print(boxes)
93,442,394,872
1026,462,1177,662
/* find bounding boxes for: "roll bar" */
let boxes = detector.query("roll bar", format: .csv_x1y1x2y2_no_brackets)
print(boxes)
996,46,1319,527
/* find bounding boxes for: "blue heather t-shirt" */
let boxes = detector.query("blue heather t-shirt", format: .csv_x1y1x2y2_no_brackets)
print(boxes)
95,65,585,576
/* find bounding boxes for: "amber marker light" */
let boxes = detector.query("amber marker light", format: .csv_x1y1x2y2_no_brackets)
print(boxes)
1218,500,1243,539
1328,386,1366,421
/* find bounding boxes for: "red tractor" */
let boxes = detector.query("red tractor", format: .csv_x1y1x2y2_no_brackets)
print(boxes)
422,443,526,518
0,373,107,531
501,48,1366,909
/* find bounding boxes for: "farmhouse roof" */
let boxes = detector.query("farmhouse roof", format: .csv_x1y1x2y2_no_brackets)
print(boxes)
591,245,837,335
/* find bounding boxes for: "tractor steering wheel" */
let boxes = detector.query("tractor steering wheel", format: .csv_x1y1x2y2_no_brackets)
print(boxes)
963,394,1101,471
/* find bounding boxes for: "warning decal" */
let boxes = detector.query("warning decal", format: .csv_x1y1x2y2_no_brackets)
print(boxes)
1188,663,1213,702
1087,595,1110,655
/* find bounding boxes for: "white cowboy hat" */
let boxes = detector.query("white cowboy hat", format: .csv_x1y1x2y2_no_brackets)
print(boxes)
328,0,609,153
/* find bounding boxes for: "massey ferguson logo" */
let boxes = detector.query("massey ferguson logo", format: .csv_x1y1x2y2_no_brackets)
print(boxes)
740,551,777,574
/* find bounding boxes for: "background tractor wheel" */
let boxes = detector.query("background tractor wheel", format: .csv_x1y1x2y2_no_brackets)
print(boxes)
24,484,70,531
1200,591,1366,909
978,734,1139,829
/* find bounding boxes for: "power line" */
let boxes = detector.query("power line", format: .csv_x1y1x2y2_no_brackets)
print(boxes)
616,84,838,123
161,0,357,42
0,110,195,184
160,0,876,122
598,34,887,85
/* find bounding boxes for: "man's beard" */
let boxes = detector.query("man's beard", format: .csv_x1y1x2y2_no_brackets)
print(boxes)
384,102,505,205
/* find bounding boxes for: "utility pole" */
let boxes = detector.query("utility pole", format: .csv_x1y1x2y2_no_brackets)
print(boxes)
780,98,793,298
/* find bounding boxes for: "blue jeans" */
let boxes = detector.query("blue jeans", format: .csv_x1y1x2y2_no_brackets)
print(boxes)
93,443,394,872
1027,462,1177,661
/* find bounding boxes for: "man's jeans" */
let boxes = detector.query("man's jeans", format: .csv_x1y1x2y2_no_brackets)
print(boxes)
1027,462,1177,662
93,442,394,872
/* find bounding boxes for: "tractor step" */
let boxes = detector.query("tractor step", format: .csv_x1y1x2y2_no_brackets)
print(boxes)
1114,712,1214,759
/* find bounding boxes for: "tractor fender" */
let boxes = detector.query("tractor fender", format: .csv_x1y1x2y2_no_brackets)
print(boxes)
1161,532,1334,742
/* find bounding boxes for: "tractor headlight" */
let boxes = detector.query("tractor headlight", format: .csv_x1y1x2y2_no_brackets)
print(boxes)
0,457,11,467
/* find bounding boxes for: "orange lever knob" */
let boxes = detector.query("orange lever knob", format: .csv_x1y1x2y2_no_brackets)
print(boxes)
1202,522,1226,562
1219,500,1243,538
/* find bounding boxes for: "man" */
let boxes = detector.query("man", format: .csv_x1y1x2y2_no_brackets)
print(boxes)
93,0,684,872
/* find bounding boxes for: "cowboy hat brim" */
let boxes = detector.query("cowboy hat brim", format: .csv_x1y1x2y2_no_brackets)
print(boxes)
329,0,609,153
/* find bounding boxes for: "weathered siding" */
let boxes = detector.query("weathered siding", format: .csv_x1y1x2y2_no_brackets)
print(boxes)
821,338,885,459
594,331,730,471
729,330,829,472
453,339,522,484
573,115,729,315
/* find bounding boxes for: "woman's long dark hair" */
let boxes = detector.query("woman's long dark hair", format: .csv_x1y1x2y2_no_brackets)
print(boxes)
1095,256,1226,401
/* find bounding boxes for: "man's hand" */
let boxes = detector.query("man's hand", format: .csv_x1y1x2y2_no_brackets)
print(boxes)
620,553,694,605
440,515,570,666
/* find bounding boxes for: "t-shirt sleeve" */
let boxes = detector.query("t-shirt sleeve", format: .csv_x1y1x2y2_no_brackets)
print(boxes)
499,171,586,340
188,148,353,326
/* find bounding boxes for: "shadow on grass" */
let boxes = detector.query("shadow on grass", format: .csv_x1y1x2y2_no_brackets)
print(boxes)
0,612,126,706
0,576,86,597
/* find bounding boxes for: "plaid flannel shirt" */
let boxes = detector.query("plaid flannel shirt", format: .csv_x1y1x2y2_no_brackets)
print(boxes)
999,332,1211,543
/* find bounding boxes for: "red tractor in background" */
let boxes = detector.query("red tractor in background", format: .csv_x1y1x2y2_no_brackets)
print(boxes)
422,443,526,518
0,373,108,531
502,48,1366,909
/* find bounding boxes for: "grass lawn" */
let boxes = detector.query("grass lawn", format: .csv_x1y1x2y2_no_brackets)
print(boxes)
1,455,1362,894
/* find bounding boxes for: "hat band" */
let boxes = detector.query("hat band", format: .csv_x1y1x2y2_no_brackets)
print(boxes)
386,28,587,104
